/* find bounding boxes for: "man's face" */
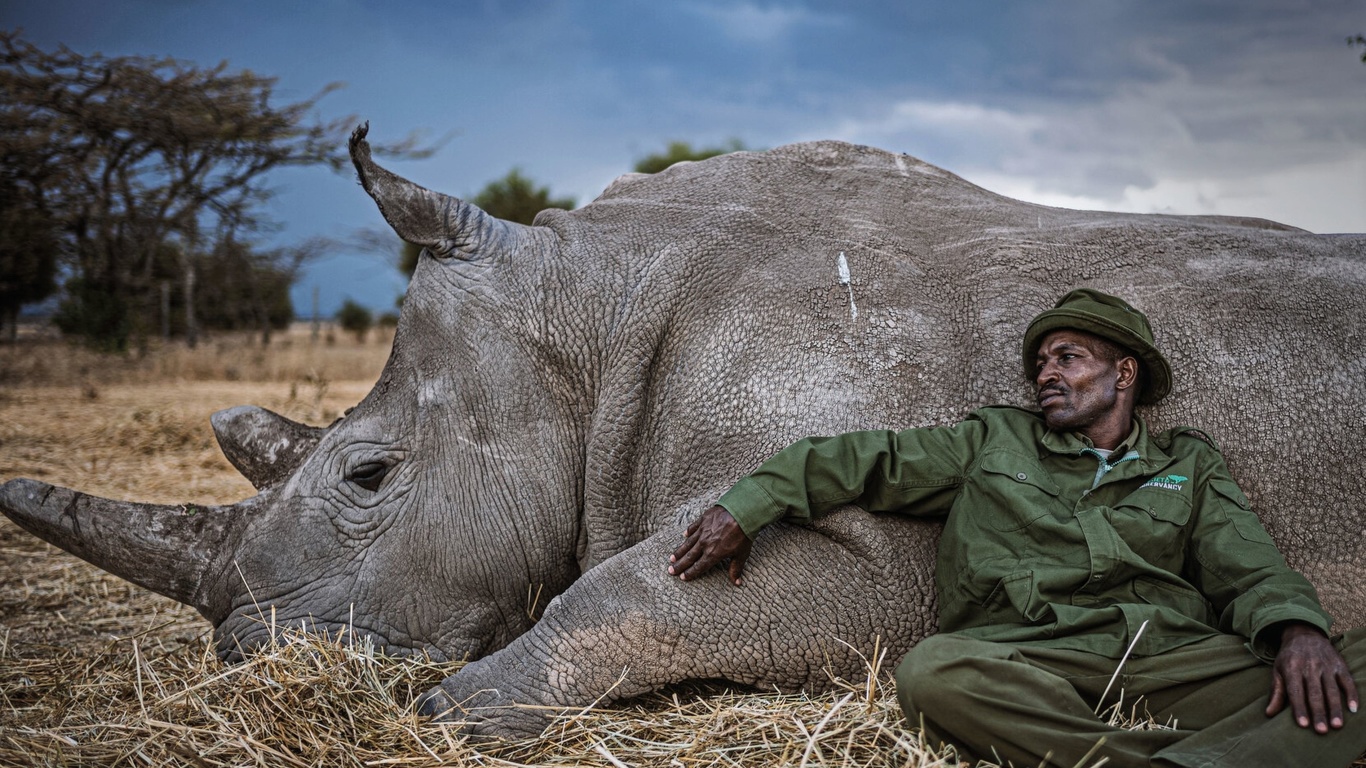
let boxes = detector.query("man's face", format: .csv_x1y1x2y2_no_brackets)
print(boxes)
1033,330,1130,434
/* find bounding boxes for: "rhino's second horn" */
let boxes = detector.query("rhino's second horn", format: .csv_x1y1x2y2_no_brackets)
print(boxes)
211,405,326,490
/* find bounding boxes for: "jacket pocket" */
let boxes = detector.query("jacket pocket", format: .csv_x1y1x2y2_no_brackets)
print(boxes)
976,451,1061,532
979,569,1042,623
1134,575,1214,625
1109,493,1191,570
1210,478,1276,546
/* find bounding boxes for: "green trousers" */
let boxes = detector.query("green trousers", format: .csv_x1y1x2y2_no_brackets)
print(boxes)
895,628,1366,768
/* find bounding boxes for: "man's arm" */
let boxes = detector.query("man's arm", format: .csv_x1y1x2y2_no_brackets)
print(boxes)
1179,442,1355,735
1266,622,1360,733
668,418,986,584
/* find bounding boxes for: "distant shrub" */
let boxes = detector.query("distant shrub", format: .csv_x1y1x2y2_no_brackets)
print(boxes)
336,299,373,342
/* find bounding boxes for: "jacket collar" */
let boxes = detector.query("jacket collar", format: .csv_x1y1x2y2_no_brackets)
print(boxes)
1039,416,1175,473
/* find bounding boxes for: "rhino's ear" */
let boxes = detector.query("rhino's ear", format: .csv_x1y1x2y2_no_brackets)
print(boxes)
349,122,524,259
211,406,325,490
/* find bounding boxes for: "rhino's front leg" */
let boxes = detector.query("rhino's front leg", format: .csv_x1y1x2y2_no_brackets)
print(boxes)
416,510,940,740
414,638,570,740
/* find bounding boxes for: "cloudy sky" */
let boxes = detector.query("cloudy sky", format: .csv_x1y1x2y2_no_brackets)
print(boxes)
7,0,1365,315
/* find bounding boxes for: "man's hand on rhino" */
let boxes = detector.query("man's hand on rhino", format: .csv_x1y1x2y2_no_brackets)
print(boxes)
1266,622,1359,734
669,505,752,586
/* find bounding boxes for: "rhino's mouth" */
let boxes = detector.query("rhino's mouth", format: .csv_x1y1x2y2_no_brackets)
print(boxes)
209,586,501,665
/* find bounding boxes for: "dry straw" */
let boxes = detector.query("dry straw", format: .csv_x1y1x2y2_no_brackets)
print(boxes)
0,611,972,768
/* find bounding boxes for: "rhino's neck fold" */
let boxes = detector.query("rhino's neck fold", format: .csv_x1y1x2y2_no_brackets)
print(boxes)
0,478,245,619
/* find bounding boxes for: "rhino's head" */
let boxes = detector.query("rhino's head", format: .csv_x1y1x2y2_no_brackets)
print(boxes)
0,125,594,663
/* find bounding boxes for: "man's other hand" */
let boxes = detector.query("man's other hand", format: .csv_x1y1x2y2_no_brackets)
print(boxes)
1266,622,1360,733
668,505,752,586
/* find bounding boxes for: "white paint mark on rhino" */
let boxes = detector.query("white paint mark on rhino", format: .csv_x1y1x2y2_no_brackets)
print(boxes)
837,251,858,322
894,155,910,177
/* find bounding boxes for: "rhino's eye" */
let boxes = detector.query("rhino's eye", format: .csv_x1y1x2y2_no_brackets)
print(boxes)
348,462,390,492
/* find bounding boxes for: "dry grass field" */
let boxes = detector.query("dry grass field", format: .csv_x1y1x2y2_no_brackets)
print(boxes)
2,327,1360,767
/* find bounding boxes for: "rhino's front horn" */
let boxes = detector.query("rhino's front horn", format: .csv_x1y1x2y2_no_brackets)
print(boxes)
0,478,249,618
349,122,523,257
212,406,324,490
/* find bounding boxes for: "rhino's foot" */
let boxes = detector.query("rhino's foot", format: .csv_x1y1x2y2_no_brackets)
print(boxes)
414,678,553,742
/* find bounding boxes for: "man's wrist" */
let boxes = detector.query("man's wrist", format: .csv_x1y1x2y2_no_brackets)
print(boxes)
1279,621,1327,643
1248,609,1333,661
716,480,782,538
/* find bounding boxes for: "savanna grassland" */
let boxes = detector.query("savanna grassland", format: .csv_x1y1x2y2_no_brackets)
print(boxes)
2,328,1359,768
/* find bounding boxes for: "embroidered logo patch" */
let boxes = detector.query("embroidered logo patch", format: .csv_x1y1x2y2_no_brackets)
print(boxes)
1142,474,1188,491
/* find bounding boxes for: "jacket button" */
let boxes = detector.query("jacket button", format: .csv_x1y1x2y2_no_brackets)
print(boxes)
1016,472,1028,481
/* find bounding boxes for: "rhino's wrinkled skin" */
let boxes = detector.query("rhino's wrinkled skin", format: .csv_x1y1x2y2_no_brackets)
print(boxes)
3,126,1364,739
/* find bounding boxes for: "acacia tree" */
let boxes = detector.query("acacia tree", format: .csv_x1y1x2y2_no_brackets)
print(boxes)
0,31,430,349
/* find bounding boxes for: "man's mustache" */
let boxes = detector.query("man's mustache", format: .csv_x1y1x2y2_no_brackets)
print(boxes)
1037,386,1067,403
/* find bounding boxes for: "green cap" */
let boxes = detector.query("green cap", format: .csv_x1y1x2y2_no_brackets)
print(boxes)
1022,288,1172,404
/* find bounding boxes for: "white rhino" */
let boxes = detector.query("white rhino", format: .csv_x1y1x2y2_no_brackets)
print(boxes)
3,125,1364,740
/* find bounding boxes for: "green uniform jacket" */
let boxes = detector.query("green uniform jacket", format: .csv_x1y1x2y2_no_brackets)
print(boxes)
718,406,1331,660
